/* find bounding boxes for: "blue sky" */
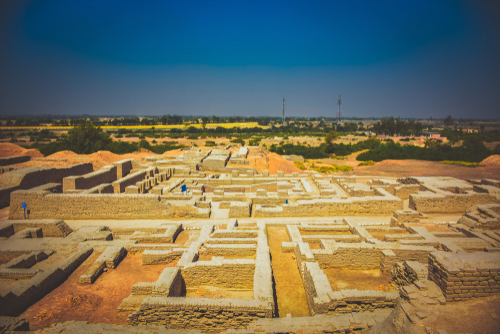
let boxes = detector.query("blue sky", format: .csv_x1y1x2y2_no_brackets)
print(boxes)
1,0,499,118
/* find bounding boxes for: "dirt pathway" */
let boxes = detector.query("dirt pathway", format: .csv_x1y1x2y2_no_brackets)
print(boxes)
267,226,310,317
21,252,167,330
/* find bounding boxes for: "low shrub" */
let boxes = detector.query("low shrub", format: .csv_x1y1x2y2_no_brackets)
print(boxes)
205,140,216,147
358,160,375,166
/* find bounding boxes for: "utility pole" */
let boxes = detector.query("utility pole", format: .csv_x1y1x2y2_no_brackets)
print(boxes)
336,95,342,125
282,97,286,124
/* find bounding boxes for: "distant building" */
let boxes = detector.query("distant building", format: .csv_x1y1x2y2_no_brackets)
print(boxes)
461,128,479,133
421,131,442,138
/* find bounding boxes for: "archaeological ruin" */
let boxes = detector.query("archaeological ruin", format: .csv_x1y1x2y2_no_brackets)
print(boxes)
1,146,500,334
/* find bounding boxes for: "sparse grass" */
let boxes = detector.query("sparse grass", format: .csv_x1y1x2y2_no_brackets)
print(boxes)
312,165,353,174
297,161,352,173
440,160,483,167
294,161,307,170
358,160,375,166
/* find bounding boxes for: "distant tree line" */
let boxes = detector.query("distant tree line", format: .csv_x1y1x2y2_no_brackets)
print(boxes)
27,120,184,156
372,117,424,136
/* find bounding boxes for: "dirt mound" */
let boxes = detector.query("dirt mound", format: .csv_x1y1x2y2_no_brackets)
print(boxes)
47,151,78,158
163,149,183,157
88,151,121,161
245,149,304,174
481,155,500,166
0,143,43,158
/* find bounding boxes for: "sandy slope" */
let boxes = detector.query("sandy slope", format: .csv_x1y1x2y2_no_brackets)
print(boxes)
0,143,43,158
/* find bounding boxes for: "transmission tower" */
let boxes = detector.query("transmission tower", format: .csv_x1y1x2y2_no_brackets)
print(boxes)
336,95,342,125
282,97,286,124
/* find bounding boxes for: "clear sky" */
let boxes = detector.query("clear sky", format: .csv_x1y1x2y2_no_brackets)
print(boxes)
1,0,499,119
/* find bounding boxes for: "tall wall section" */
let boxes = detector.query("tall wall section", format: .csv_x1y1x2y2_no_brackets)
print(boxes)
0,163,93,208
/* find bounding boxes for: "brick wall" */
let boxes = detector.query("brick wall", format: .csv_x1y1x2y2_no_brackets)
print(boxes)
428,251,500,302
303,262,399,316
254,194,403,217
182,259,255,289
63,165,117,192
0,155,30,166
10,191,167,220
127,297,272,332
0,248,92,316
0,163,93,208
410,191,500,214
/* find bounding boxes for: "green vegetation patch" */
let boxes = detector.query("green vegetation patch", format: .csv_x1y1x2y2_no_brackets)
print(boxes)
357,138,493,163
294,161,307,170
26,121,185,156
313,164,353,174
440,161,483,167
358,160,375,166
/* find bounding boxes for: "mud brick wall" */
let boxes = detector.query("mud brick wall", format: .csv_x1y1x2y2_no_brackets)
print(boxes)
393,210,420,223
132,282,155,295
130,232,173,244
84,183,114,194
313,245,381,270
211,231,258,238
303,262,398,316
112,170,149,193
9,191,175,219
126,244,181,253
229,202,251,218
164,202,210,219
204,244,256,256
249,182,278,193
182,260,255,289
410,191,500,214
127,297,272,332
63,165,117,192
0,155,30,166
206,238,258,244
142,249,184,265
0,251,33,265
0,247,92,316
392,185,422,200
113,159,133,178
79,247,126,284
202,156,229,170
313,244,433,272
0,223,15,238
6,219,73,237
254,193,403,217
0,268,39,279
390,247,434,266
428,251,500,302
152,267,183,296
0,163,93,208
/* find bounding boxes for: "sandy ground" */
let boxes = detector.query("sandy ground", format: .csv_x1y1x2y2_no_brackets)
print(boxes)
323,269,395,292
346,159,500,180
20,252,170,330
267,226,310,317
416,296,500,334
0,143,43,158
